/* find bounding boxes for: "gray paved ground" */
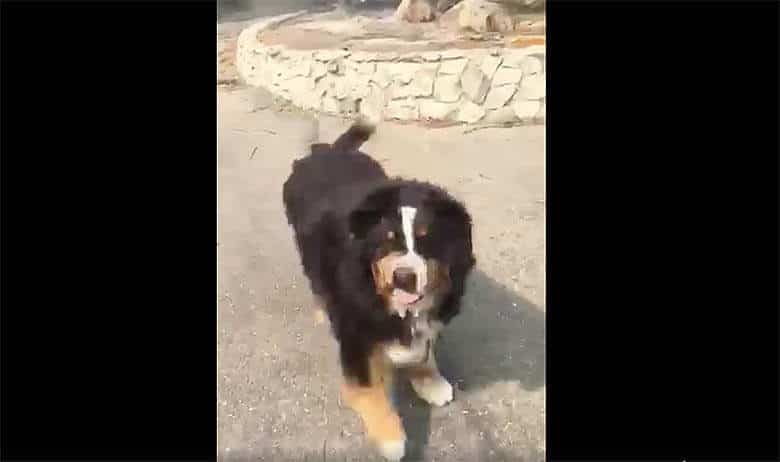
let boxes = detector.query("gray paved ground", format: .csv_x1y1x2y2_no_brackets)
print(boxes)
217,84,545,461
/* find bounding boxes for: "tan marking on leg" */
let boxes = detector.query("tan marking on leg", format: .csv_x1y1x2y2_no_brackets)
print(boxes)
341,348,406,459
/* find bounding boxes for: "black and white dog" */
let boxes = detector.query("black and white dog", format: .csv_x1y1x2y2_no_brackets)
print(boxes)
283,122,475,460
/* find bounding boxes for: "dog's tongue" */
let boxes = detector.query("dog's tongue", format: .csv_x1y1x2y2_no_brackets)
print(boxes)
394,289,421,305
392,289,422,319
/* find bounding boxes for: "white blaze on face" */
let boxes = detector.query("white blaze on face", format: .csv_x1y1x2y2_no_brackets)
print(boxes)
398,206,428,293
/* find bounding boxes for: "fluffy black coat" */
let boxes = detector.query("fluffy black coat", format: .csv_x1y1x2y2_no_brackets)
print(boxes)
283,123,475,385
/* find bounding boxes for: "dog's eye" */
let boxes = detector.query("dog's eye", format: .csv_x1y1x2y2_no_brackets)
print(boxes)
387,230,395,240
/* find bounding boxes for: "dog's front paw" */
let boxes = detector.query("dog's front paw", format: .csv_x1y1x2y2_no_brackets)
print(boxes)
378,439,406,461
411,374,453,407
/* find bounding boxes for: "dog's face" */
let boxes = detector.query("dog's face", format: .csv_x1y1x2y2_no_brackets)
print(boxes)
348,182,474,319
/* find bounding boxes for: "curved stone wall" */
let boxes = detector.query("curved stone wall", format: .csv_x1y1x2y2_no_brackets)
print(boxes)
236,21,545,124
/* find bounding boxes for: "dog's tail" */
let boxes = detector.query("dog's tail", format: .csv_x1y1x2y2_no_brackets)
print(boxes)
329,120,376,153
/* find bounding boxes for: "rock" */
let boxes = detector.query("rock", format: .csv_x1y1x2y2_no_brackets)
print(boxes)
393,73,433,99
283,60,311,79
359,87,385,122
314,75,335,98
351,51,374,62
346,59,360,74
370,81,393,104
270,69,285,88
419,99,460,120
333,78,350,100
357,62,376,75
492,66,523,86
535,99,545,122
422,61,440,72
260,65,276,86
321,95,338,114
483,105,518,124
460,63,490,104
400,52,424,62
314,49,350,61
412,68,436,97
481,55,503,80
391,67,435,98
343,65,360,89
369,52,399,62
484,85,517,109
458,0,518,33
351,80,372,99
517,73,545,100
434,75,462,102
298,90,323,112
396,0,435,23
281,76,314,93
311,61,328,79
322,95,356,115
386,97,420,120
327,59,344,75
439,58,469,76
422,52,442,62
513,98,541,120
520,55,544,76
370,66,393,88
392,82,412,99
391,62,422,84
457,100,486,123
441,49,465,60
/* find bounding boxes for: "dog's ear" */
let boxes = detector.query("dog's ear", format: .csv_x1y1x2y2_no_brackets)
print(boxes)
428,194,472,238
428,193,476,266
348,186,399,239
348,208,384,239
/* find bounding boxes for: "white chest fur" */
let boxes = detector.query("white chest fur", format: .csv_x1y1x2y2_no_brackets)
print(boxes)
383,314,442,366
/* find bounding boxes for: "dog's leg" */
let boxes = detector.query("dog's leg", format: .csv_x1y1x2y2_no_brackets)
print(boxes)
407,336,454,407
341,348,406,461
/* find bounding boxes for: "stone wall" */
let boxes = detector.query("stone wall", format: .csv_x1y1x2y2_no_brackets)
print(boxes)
236,21,545,124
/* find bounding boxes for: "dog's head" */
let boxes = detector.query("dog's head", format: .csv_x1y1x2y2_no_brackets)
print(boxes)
348,180,475,319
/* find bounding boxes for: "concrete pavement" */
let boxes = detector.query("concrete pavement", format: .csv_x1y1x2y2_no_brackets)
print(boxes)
217,85,545,461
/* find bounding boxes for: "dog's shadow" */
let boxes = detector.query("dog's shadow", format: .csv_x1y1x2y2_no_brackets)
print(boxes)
395,269,545,461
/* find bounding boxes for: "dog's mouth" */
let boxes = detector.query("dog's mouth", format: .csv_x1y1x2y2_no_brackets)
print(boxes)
391,289,425,319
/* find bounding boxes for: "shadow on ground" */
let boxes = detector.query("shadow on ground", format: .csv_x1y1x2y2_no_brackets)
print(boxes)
220,268,545,462
397,268,545,461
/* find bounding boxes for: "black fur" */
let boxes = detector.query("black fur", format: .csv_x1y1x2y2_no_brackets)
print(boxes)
283,122,475,385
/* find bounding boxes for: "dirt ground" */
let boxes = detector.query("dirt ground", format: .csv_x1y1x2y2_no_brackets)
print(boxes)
217,4,545,460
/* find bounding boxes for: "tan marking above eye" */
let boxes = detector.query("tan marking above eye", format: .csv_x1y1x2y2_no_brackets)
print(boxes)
416,227,428,237
387,230,395,240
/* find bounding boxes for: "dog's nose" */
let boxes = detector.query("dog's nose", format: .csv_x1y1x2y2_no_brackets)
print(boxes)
393,267,417,293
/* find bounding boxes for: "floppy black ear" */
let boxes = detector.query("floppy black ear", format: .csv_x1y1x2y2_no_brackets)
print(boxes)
348,186,399,239
429,195,472,239
348,208,384,239
431,195,476,284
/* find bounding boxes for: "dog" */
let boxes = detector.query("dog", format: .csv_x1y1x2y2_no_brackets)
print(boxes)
282,122,475,460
